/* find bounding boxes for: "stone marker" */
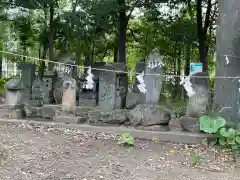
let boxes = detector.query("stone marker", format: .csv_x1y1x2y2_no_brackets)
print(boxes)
42,71,54,104
98,64,116,112
21,63,36,101
30,77,44,107
179,72,210,133
186,72,210,117
145,50,163,104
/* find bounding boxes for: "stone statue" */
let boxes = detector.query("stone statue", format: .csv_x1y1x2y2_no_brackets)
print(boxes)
53,76,77,110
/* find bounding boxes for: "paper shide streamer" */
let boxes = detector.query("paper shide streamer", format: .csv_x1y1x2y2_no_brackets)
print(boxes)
137,71,146,94
85,66,94,89
180,75,195,97
225,55,229,65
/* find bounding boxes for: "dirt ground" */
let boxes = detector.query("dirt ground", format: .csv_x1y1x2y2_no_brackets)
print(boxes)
0,123,239,180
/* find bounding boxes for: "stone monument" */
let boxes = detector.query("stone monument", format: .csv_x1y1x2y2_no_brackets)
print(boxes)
179,72,210,132
145,49,163,104
4,77,25,119
21,63,36,101
98,63,116,112
127,49,171,131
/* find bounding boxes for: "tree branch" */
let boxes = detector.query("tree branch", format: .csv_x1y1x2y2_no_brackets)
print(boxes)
126,7,134,23
196,0,203,32
197,0,204,41
127,28,141,42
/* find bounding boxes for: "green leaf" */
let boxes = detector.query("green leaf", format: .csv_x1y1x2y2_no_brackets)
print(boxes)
199,116,226,133
220,127,236,138
227,138,236,145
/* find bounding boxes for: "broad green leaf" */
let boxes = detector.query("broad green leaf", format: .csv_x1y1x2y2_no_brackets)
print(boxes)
199,116,226,133
220,127,236,138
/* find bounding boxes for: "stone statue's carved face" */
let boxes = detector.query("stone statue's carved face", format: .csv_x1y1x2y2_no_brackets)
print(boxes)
62,78,76,89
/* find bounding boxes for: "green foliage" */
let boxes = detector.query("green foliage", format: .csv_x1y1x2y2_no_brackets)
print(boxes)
200,115,240,151
0,77,10,95
190,152,202,166
118,133,134,146
200,115,226,133
172,100,186,118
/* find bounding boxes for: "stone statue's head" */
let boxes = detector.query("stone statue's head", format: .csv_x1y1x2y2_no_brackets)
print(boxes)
62,77,76,89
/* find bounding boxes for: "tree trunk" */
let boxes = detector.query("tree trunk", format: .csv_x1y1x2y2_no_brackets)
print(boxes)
213,0,240,121
39,7,48,80
196,0,211,72
118,0,127,64
185,44,191,76
48,3,54,63
198,37,208,71
39,45,47,80
114,36,118,62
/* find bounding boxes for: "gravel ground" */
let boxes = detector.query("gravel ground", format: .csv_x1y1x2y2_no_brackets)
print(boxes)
0,123,239,180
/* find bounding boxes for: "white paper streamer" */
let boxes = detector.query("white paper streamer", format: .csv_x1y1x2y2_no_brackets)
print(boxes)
180,75,195,97
137,71,146,94
85,66,94,89
225,55,229,65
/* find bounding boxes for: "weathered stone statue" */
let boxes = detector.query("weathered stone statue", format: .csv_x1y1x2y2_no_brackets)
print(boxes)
61,77,77,111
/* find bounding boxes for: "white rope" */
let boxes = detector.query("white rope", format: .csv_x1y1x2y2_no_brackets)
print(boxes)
1,50,240,79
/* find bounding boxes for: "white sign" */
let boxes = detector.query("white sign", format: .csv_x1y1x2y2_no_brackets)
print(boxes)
190,63,203,75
